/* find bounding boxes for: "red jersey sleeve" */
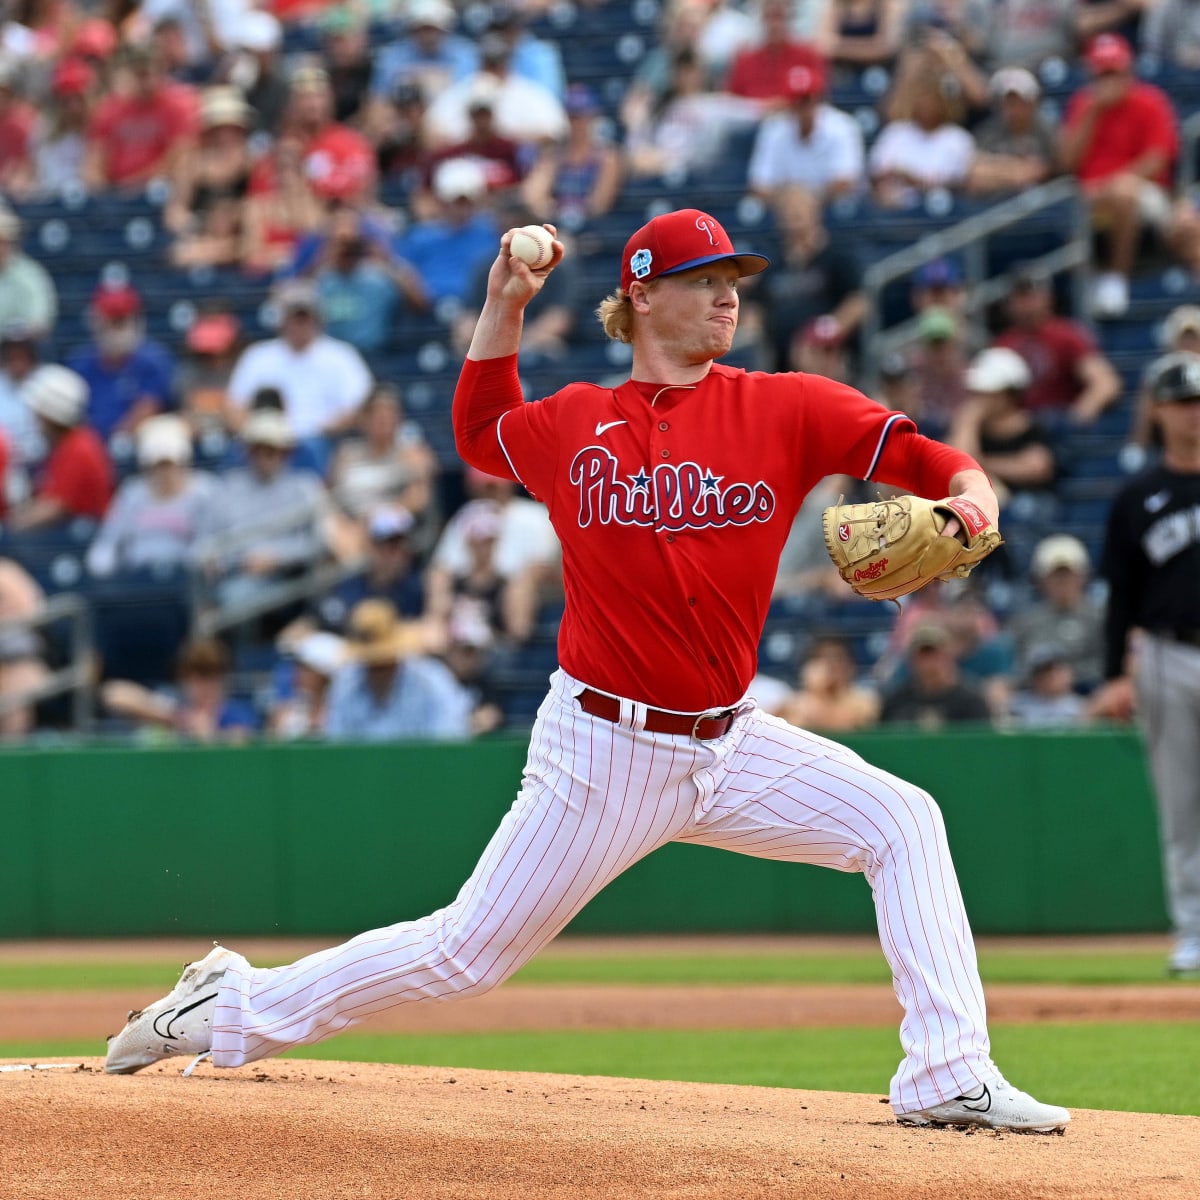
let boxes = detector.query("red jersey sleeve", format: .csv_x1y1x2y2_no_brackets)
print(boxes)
797,375,916,482
452,354,560,501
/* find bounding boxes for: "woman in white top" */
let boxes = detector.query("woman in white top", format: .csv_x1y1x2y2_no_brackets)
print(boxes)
870,79,976,209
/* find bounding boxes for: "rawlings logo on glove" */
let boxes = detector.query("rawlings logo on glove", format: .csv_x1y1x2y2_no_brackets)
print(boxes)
821,494,1002,602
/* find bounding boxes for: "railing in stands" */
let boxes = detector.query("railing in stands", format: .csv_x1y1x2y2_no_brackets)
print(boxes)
0,592,93,730
860,178,1091,392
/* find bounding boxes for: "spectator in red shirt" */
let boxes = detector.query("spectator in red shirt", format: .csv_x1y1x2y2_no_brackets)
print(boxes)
1060,34,1179,318
278,65,377,205
7,365,113,531
0,59,35,193
84,43,198,191
726,0,825,105
422,89,524,204
992,269,1121,424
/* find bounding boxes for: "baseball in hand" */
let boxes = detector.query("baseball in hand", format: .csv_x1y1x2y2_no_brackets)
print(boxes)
509,225,554,269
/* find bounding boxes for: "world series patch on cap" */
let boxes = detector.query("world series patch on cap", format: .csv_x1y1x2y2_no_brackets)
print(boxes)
620,209,770,293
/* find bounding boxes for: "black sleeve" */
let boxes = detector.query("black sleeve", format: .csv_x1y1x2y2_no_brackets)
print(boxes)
1100,488,1142,679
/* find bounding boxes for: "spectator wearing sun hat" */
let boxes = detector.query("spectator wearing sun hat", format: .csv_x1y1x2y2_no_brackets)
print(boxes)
165,87,255,271
324,598,471,741
66,281,176,441
195,407,329,610
0,201,55,338
8,364,113,531
268,628,347,739
1010,534,1104,692
746,63,863,200
86,414,216,578
1061,33,1178,318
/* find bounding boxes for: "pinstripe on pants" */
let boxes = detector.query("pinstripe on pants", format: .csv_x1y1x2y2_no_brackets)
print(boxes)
211,669,997,1113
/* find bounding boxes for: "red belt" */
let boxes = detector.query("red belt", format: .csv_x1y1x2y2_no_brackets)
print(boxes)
576,688,740,740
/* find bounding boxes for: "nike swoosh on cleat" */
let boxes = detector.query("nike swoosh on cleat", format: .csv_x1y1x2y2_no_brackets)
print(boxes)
152,991,218,1041
595,420,627,436
960,1084,992,1113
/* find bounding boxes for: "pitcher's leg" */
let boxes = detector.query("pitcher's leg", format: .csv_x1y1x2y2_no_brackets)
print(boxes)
212,682,700,1067
682,713,994,1113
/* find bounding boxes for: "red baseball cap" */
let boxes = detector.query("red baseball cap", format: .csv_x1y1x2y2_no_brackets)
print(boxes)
620,209,769,293
785,63,825,100
1085,33,1133,73
92,283,141,321
52,58,95,96
186,312,240,355
71,18,118,60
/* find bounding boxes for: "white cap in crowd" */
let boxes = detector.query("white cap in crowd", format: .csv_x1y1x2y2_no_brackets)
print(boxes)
369,506,416,541
137,414,193,467
290,631,347,677
1032,535,1090,578
21,364,88,427
242,408,296,449
965,347,1032,394
433,156,488,203
990,67,1040,101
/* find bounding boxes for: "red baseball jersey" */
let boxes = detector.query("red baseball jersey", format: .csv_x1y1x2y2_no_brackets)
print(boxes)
456,357,978,712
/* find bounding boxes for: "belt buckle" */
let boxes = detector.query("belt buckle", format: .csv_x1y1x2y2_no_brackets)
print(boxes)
691,706,735,740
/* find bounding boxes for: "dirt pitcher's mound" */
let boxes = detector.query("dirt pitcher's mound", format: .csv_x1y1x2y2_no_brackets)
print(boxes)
2,1059,1196,1200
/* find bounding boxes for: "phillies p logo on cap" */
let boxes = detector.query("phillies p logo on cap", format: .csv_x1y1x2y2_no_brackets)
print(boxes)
620,209,770,292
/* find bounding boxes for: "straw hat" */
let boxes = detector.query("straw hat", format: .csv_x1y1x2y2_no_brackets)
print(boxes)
345,599,424,665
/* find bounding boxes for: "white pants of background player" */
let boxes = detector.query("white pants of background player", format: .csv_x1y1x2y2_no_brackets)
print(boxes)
212,669,999,1114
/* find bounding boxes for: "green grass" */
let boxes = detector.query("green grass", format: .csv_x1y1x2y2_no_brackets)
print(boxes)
5,1024,1197,1117
0,946,1183,991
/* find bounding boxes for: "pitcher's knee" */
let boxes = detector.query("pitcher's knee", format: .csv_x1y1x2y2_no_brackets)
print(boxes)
880,781,950,855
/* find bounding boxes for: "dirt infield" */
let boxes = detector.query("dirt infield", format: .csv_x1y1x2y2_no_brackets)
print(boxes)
3,1058,1197,1200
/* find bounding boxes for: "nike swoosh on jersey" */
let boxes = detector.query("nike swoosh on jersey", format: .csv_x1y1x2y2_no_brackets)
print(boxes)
595,420,627,436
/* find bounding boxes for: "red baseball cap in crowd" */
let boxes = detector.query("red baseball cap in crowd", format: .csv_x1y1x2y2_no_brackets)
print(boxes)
186,312,240,355
620,209,770,292
91,282,142,321
1085,33,1133,73
52,58,95,96
784,63,825,100
70,17,118,60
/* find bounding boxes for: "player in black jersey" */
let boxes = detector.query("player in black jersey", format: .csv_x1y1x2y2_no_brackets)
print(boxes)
1093,352,1200,976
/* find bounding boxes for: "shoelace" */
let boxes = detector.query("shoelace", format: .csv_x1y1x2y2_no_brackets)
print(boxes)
182,1051,212,1078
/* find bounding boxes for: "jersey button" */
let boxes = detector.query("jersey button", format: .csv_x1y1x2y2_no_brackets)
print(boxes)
658,421,669,431
707,655,718,666
688,597,696,606
660,449,670,459
665,534,676,543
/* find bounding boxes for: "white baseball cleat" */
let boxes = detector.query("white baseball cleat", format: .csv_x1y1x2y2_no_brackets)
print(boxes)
1168,937,1200,977
105,945,236,1075
897,1079,1070,1133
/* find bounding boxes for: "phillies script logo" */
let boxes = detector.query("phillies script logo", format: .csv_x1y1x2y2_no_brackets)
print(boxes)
570,447,776,531
853,559,888,582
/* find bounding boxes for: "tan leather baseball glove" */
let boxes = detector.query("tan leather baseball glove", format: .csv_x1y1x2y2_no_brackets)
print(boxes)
821,495,1002,602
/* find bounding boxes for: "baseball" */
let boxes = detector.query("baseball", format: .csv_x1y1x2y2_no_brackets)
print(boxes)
509,225,554,269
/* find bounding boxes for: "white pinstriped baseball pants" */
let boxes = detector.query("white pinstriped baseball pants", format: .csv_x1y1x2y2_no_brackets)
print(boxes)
212,669,998,1113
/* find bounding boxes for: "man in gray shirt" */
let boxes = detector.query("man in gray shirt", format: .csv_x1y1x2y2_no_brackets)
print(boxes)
195,409,328,610
324,598,472,741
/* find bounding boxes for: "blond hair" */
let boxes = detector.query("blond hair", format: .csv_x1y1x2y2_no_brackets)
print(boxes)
596,288,635,343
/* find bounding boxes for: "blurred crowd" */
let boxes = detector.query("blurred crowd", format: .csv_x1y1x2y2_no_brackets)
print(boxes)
0,0,1194,743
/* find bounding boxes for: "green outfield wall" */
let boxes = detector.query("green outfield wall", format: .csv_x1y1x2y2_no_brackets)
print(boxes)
0,730,1166,938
